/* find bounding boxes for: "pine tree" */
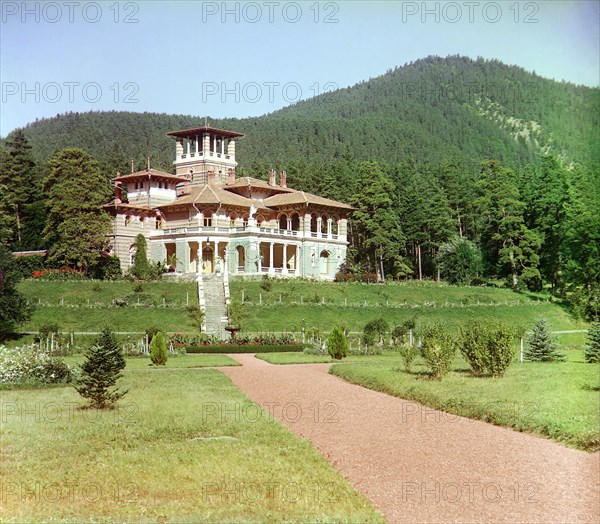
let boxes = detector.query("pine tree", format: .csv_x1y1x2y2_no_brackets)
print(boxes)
350,162,403,281
584,320,600,363
75,328,127,409
43,148,112,272
149,331,168,366
0,130,37,247
0,245,33,338
476,160,541,290
0,184,16,248
524,319,565,362
327,325,349,360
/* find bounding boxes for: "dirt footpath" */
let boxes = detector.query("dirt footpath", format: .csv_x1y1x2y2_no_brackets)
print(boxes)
220,354,599,523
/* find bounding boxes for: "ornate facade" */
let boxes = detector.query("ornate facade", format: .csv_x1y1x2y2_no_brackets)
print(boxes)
104,126,352,279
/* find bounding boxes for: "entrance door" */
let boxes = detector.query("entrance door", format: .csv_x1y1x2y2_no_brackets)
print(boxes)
202,246,214,273
319,250,330,276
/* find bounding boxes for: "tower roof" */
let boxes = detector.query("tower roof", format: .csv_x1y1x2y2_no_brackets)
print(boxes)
167,126,244,139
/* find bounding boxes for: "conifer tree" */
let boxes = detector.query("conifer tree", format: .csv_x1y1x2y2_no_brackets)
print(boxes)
43,148,111,272
327,325,349,360
524,318,565,362
149,331,168,366
0,245,33,338
131,234,151,279
0,130,37,246
75,328,127,409
584,320,600,364
350,162,403,281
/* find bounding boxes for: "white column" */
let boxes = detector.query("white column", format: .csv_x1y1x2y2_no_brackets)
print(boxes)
269,242,274,273
195,135,199,154
213,241,218,271
186,139,191,156
258,243,262,273
317,217,322,238
327,218,332,237
213,136,217,154
221,139,225,155
282,243,288,274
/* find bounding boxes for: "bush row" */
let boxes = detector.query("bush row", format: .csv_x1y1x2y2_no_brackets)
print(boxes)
184,344,304,354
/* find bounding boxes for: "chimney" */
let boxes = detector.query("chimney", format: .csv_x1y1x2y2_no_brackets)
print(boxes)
207,170,215,184
227,168,236,185
268,169,276,186
280,170,287,188
114,181,122,204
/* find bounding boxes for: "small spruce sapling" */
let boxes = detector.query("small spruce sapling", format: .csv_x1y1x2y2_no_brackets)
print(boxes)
584,319,600,363
75,328,127,409
524,318,565,362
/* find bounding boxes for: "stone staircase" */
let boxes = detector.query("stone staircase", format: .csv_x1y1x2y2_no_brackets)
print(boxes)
201,273,229,339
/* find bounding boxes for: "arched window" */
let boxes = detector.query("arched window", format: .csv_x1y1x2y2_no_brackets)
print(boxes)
242,214,249,227
321,214,329,234
256,214,265,227
229,212,238,228
278,214,288,230
311,215,318,233
129,245,136,267
331,215,339,235
124,215,132,226
203,212,213,227
290,213,300,231
236,245,245,272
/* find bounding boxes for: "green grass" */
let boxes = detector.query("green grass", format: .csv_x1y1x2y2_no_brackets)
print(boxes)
229,279,586,333
1,368,383,523
257,353,334,364
62,353,240,369
17,280,199,333
329,350,600,452
255,352,400,365
230,278,550,306
16,279,588,337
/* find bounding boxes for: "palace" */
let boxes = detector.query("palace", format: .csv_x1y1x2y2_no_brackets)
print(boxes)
103,125,352,279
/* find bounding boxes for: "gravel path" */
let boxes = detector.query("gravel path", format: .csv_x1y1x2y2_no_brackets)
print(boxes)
221,354,599,524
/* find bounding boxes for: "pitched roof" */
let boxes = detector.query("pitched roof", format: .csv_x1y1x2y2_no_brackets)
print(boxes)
224,176,294,193
158,184,268,210
103,202,153,212
264,191,355,210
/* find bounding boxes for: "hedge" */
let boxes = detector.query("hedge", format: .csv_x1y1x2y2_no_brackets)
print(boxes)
184,344,304,354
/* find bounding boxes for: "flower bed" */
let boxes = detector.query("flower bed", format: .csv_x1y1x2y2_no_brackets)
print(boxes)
170,333,298,347
0,345,75,388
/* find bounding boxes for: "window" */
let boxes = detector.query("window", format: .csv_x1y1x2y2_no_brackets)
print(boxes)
203,214,213,227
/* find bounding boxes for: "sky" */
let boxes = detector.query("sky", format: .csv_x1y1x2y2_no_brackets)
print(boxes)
1,0,599,137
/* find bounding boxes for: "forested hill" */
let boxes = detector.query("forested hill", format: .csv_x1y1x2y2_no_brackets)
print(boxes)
7,55,599,176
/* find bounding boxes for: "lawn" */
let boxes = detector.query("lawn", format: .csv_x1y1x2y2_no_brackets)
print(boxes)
229,279,586,334
255,352,400,365
16,280,588,336
329,350,600,452
1,368,383,523
17,280,198,333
